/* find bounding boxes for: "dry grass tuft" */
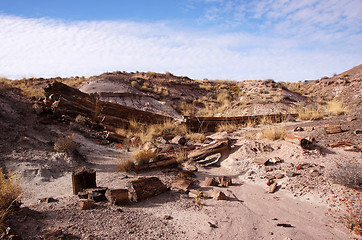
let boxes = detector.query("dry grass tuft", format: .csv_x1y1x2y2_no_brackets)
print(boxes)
257,126,286,140
326,101,347,116
54,135,77,153
117,158,134,172
296,106,325,120
216,121,242,132
0,169,22,228
133,148,157,165
329,164,362,190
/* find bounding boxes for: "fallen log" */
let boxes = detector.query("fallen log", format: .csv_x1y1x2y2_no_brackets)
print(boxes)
324,125,342,134
42,81,173,127
285,133,315,150
185,114,298,132
188,138,231,162
128,177,168,202
72,167,97,195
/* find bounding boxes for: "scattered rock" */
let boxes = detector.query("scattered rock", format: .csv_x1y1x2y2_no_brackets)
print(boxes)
177,170,196,180
208,221,218,228
39,197,58,203
276,223,294,228
181,161,198,172
267,157,282,164
296,165,303,170
170,136,187,146
267,179,274,186
354,129,362,134
203,137,214,144
172,176,193,191
163,215,173,220
309,169,320,177
217,176,232,187
211,190,229,200
286,171,297,177
268,182,278,193
254,157,268,165
204,177,219,187
276,174,284,179
294,126,304,131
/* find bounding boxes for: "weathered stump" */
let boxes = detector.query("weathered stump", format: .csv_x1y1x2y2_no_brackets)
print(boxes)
72,166,96,195
324,125,342,134
128,177,167,202
105,189,129,205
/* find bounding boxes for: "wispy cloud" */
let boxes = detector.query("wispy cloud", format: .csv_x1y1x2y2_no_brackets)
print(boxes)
0,12,361,82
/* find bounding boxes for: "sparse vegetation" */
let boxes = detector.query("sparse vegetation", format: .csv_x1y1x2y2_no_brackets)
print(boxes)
326,101,347,116
133,148,157,165
296,105,325,121
54,135,77,153
117,158,134,172
329,163,362,190
257,126,286,140
0,169,22,229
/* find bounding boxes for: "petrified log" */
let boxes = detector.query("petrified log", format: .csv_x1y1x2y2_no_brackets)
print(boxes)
217,176,232,187
268,182,278,193
185,114,298,132
188,138,231,162
72,166,96,195
285,133,315,150
324,125,342,134
128,177,167,202
42,81,172,127
79,199,95,210
105,189,129,205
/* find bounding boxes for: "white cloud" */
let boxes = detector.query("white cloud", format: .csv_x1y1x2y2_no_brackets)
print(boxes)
0,14,360,82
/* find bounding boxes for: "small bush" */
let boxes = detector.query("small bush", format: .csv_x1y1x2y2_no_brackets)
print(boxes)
216,122,241,132
117,158,134,172
1,169,22,228
257,126,286,140
326,101,347,116
297,106,324,120
329,164,362,190
133,149,157,165
54,135,77,153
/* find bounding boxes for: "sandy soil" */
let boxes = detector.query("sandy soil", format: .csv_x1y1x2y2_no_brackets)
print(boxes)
1,85,361,240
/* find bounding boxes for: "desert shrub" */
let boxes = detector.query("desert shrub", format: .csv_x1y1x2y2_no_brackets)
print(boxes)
296,105,325,120
0,169,22,228
326,101,347,116
133,148,157,165
54,135,77,153
186,132,205,143
174,149,188,164
117,158,134,172
329,163,362,190
257,126,286,140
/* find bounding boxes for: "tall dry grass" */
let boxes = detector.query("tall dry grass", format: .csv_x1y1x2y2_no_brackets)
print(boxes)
0,169,22,228
257,126,286,140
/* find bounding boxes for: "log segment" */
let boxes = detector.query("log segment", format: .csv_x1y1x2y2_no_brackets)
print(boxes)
127,177,167,202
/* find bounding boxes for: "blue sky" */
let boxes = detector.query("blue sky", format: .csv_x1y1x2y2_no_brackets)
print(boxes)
0,0,361,81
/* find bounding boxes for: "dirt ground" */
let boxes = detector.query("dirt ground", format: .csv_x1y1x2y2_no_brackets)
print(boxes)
1,84,361,240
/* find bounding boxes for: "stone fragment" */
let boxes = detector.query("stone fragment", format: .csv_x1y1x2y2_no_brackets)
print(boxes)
276,173,284,179
267,179,274,186
294,126,304,131
178,170,196,180
172,176,192,191
211,190,229,200
170,136,187,146
203,177,219,186
254,157,268,165
39,197,58,203
354,129,362,134
286,171,296,177
79,199,95,210
309,169,320,177
105,189,129,205
268,182,278,193
218,176,232,187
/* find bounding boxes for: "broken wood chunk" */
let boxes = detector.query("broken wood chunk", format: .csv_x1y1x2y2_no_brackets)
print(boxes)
128,177,167,202
254,157,268,165
285,133,315,150
188,138,231,162
172,176,193,191
218,176,232,187
203,177,218,187
177,170,196,180
79,199,95,210
211,190,229,200
105,189,129,205
72,166,96,195
324,125,342,134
